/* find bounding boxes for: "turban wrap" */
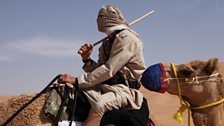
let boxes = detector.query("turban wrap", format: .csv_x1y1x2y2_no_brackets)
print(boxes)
97,5,129,34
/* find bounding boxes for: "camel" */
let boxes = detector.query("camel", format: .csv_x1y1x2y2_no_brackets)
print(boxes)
0,93,53,126
141,58,224,126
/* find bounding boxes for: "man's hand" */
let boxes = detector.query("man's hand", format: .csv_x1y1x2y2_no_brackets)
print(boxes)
78,43,93,60
58,74,77,85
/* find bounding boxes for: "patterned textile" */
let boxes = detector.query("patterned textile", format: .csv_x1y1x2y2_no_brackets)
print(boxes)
141,63,167,93
97,5,129,34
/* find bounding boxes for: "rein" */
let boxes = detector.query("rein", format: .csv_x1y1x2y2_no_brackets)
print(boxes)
169,63,224,126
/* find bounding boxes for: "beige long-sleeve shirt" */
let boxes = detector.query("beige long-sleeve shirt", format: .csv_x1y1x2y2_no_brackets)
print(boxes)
77,29,146,115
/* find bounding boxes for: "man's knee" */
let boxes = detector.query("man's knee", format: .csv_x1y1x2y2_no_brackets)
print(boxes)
92,101,107,116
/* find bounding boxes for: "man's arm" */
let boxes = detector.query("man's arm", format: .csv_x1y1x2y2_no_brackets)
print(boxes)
78,33,136,88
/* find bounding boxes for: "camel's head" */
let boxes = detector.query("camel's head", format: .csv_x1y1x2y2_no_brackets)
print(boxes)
141,58,220,97
169,58,218,80
165,58,219,95
141,58,224,126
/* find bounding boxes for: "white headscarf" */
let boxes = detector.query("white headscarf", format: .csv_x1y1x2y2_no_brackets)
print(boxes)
97,5,139,36
97,5,129,34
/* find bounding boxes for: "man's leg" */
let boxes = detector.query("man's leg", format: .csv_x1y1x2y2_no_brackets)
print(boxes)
82,109,101,126
83,85,129,116
100,98,150,126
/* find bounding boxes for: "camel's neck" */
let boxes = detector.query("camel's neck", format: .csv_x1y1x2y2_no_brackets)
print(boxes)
217,62,224,98
191,103,224,126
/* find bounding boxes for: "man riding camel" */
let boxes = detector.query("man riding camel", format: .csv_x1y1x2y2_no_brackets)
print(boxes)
58,5,149,125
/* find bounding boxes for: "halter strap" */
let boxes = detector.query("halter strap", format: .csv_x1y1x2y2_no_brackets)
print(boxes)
165,72,220,84
170,63,191,125
190,98,224,110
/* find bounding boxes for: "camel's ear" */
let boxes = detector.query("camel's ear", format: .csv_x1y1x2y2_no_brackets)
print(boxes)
204,58,219,74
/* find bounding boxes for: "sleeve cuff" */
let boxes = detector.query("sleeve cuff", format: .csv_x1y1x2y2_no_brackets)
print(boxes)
82,57,92,63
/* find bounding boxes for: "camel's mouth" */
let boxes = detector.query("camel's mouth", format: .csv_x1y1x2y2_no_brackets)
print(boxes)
141,63,168,93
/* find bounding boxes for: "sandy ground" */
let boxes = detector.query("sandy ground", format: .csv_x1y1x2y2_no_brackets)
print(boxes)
0,96,13,103
0,87,194,126
140,87,194,126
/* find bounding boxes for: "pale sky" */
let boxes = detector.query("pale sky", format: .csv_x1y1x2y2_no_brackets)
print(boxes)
0,0,224,95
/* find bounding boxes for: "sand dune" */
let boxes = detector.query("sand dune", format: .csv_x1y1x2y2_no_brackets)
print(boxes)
0,87,194,126
0,96,13,103
140,87,194,126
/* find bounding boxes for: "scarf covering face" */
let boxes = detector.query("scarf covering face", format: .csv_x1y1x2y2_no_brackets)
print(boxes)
140,63,168,93
97,5,129,34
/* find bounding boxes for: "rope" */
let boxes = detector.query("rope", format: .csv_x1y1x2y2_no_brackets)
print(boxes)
54,85,70,126
165,73,220,84
190,98,224,110
69,87,79,126
170,63,190,125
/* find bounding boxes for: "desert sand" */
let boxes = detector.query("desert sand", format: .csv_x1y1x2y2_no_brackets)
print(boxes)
140,87,194,126
0,87,194,126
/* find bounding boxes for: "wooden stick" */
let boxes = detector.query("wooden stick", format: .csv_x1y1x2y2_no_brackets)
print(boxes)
78,10,154,54
93,10,154,47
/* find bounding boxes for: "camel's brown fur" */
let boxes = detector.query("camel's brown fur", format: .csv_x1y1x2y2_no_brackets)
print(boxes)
166,58,224,126
0,93,53,126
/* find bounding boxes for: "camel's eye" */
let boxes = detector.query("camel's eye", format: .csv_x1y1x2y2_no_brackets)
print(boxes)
176,65,194,78
180,69,193,77
177,64,194,77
